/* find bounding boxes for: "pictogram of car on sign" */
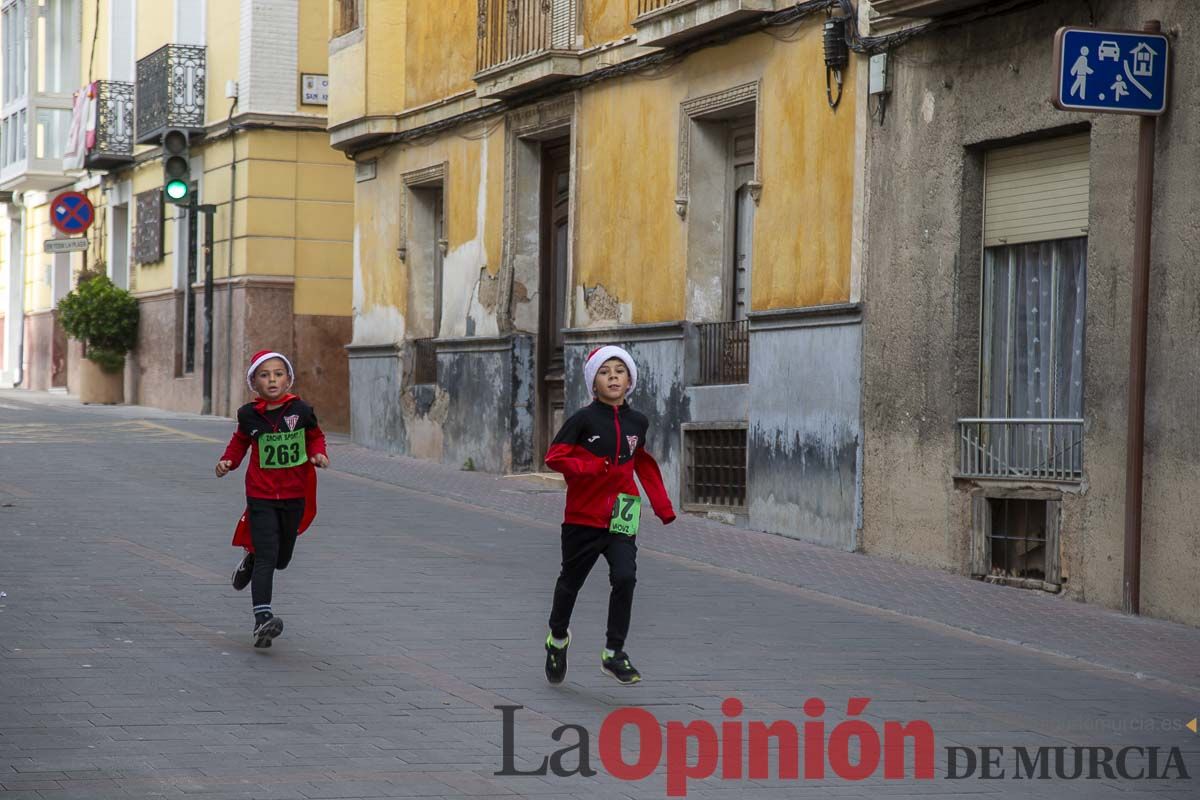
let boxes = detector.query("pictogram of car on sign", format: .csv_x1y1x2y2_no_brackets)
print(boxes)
1097,41,1120,61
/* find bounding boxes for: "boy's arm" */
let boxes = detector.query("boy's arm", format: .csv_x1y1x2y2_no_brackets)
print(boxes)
544,412,607,478
545,443,608,478
221,427,251,469
304,408,328,457
303,406,329,466
634,448,676,524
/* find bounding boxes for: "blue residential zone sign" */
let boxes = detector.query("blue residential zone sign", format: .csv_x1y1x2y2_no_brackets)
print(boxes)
1054,27,1169,115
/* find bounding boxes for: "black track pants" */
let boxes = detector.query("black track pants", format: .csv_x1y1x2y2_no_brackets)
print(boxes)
246,497,304,608
548,523,637,652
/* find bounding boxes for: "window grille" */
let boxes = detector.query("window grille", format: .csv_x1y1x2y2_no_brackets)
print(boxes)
684,427,747,509
412,338,437,385
695,320,749,385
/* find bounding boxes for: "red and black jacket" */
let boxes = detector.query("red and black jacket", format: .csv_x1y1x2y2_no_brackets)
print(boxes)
221,395,327,500
545,399,676,529
221,395,326,551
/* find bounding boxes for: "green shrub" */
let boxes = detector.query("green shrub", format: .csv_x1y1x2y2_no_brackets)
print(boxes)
57,273,139,374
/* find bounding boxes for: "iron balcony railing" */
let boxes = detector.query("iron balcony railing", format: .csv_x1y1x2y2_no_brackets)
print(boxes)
696,319,749,386
86,80,134,169
476,0,577,74
135,44,206,145
637,0,679,15
957,418,1084,483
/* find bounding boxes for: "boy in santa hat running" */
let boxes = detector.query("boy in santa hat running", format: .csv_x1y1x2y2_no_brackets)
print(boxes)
215,350,329,647
543,345,676,685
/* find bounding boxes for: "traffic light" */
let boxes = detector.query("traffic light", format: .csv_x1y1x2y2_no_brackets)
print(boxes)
162,129,191,205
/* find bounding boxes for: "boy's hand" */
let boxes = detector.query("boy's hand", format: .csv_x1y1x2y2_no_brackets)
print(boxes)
311,453,330,469
215,460,233,478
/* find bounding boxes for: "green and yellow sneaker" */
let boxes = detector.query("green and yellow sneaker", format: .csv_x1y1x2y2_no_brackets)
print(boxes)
601,650,641,685
545,630,571,684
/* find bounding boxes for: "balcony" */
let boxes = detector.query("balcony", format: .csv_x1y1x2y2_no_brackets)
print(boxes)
868,0,992,17
957,418,1084,484
866,0,992,34
695,319,750,386
633,0,777,49
474,0,581,99
84,81,134,170
0,0,79,191
135,44,206,145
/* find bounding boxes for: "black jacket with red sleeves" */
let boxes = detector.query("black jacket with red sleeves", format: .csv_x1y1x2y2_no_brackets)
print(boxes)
220,394,327,501
545,399,676,529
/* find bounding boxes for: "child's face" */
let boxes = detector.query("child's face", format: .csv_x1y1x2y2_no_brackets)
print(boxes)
253,358,290,400
593,358,630,405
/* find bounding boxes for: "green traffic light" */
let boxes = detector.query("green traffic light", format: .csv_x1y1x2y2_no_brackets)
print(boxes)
165,179,189,201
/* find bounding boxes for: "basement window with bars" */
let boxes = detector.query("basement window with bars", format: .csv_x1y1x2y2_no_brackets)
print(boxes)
974,495,1062,592
683,426,747,510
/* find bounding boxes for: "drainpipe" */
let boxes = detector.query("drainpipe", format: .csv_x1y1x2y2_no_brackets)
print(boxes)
224,98,238,416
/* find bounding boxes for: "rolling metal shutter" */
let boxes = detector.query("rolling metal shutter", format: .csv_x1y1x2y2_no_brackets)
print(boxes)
984,134,1090,247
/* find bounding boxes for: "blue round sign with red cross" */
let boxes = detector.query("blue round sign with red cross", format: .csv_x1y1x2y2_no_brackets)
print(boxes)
50,191,95,235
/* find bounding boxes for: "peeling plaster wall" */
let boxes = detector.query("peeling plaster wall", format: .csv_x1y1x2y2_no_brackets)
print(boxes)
748,316,862,549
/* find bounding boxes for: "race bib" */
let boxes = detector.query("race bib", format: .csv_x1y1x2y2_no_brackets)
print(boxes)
609,493,642,536
258,429,307,469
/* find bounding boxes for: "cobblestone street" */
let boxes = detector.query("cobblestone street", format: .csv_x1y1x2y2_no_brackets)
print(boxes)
1,389,1198,799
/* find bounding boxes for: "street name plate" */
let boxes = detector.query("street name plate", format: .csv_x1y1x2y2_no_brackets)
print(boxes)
44,237,90,253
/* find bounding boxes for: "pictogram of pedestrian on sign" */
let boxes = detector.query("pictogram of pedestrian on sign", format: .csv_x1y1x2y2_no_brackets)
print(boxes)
1109,74,1129,102
1069,47,1094,99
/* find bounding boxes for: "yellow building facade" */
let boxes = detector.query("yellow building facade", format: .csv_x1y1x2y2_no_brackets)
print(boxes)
334,0,865,544
1,0,353,427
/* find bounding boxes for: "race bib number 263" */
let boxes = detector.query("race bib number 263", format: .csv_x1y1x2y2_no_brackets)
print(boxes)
258,429,307,469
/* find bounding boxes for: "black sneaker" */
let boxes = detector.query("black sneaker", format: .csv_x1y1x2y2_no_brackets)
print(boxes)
232,552,254,591
253,613,283,648
544,630,571,684
601,651,641,685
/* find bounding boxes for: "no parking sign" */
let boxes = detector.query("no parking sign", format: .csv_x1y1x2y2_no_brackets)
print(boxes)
50,191,95,236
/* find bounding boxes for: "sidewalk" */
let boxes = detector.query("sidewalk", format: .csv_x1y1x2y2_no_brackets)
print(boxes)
329,440,1200,694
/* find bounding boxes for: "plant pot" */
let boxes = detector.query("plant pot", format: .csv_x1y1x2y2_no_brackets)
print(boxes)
78,356,125,404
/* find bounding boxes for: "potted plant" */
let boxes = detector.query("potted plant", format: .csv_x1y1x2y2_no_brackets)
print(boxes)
57,270,139,404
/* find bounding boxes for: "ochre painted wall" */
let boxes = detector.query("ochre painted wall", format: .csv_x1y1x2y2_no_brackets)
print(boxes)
754,23,857,309
403,0,475,110
575,24,858,323
352,124,506,343
206,0,240,125
328,38,367,129
583,0,637,48
576,79,685,322
365,1,409,117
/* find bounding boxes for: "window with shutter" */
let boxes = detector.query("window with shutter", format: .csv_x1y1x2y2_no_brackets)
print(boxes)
550,0,577,50
983,134,1089,247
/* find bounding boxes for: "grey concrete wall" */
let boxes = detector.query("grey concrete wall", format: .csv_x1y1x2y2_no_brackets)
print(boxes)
748,309,862,550
860,0,1200,625
439,337,519,475
347,346,405,453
